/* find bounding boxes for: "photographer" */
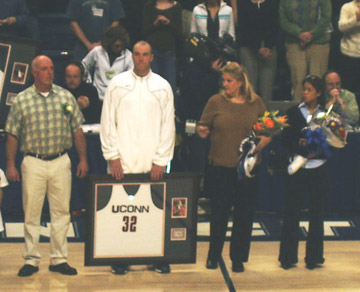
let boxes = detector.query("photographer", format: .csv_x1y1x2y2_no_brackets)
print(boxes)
176,0,235,174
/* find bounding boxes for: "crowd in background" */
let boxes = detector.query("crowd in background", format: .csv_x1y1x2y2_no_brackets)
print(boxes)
1,0,360,171
1,1,359,98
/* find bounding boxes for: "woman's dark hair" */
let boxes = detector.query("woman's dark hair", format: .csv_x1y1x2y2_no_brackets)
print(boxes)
302,75,325,106
101,25,131,53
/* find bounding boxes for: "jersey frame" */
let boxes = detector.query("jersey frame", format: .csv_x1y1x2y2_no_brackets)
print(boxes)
85,173,200,266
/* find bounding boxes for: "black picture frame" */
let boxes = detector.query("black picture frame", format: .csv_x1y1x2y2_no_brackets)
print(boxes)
0,35,39,130
85,173,200,266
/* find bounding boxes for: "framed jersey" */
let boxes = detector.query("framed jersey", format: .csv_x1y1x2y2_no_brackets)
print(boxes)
85,173,200,266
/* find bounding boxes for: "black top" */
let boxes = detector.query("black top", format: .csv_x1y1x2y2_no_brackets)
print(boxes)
236,0,279,50
207,9,220,41
68,82,102,124
281,105,330,159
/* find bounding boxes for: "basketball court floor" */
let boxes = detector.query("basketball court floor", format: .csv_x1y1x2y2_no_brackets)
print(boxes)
1,238,360,291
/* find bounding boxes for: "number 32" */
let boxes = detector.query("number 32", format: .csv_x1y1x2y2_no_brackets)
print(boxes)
122,216,137,232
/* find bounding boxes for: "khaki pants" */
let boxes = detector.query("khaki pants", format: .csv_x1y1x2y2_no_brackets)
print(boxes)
239,46,277,102
285,43,330,101
21,154,71,266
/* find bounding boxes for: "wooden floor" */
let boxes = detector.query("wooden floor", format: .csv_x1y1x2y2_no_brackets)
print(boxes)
1,241,360,292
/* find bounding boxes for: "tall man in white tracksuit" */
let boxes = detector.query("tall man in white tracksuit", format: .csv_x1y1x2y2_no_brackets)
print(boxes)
100,40,175,275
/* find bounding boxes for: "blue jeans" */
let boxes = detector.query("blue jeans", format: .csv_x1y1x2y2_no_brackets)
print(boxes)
151,49,177,105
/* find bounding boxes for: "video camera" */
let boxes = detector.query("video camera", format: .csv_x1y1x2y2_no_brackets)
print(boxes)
183,33,237,65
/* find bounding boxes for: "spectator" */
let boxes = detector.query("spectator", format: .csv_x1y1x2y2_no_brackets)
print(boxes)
65,61,102,124
66,0,125,60
338,0,360,94
100,41,175,275
323,70,359,125
0,0,28,37
5,55,88,277
190,0,235,40
231,0,279,102
82,25,134,101
142,0,183,103
279,0,332,101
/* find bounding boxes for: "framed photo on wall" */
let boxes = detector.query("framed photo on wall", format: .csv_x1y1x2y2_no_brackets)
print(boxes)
0,43,11,100
0,36,38,130
10,62,28,85
6,92,17,106
85,173,200,266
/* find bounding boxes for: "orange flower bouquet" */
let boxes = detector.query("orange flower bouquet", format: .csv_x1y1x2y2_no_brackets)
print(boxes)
252,111,289,137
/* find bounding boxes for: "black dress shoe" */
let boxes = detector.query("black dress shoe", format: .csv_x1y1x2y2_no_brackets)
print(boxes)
150,263,171,274
18,264,39,277
111,264,130,275
232,262,244,273
206,258,218,269
49,263,77,275
280,262,295,270
306,263,319,270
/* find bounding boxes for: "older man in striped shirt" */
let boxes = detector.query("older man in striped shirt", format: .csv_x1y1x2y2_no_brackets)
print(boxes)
5,55,88,277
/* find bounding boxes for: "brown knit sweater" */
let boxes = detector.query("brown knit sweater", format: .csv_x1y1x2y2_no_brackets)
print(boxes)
199,93,266,168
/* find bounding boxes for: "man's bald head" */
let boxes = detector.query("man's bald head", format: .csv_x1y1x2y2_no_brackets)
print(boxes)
31,55,54,91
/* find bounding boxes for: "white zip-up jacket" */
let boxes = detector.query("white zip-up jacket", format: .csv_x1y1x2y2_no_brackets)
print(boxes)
100,70,175,174
82,46,134,100
190,0,235,40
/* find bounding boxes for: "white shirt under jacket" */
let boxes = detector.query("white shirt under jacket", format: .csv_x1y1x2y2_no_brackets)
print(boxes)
100,70,175,174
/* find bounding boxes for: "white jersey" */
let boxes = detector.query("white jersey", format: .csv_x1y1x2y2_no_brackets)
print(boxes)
94,183,165,258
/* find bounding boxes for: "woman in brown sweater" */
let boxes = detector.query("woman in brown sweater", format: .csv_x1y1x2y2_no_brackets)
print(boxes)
197,62,271,272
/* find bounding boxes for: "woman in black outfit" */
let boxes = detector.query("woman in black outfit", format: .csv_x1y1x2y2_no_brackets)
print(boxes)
279,75,329,270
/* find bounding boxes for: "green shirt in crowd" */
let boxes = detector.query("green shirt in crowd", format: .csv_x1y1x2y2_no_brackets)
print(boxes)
279,0,332,44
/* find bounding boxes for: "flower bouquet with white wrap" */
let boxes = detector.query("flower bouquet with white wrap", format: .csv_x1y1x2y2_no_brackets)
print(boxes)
237,111,288,180
312,104,348,148
288,105,347,175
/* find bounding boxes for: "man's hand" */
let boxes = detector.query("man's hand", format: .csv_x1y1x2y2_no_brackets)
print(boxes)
77,96,90,109
5,17,16,26
77,160,88,178
109,159,124,180
258,48,272,60
328,88,346,109
0,17,16,27
151,164,166,181
298,32,312,47
6,165,20,182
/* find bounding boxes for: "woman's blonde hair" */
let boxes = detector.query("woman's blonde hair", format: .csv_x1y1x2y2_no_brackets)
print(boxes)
221,62,259,103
